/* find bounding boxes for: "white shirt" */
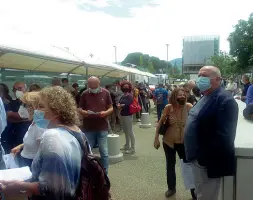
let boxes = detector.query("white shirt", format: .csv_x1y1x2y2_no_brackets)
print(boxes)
21,123,46,159
0,98,7,136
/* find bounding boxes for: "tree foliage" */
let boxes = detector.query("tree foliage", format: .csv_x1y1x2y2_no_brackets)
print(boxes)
211,51,237,76
121,52,173,74
228,13,253,72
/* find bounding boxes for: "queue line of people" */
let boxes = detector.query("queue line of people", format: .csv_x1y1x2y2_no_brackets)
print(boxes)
0,80,112,199
0,67,244,200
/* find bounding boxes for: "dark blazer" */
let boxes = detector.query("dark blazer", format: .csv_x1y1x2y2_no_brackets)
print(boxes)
196,87,238,178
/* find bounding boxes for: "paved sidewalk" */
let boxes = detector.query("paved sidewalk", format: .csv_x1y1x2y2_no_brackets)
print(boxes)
108,110,192,200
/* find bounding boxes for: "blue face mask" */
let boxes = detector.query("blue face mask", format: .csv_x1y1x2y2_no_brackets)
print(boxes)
197,76,211,92
33,110,50,129
89,88,100,94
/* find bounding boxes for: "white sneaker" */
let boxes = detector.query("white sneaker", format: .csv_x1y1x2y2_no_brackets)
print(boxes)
120,145,129,150
125,149,135,154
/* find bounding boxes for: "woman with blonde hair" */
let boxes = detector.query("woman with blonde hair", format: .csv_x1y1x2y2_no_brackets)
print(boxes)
11,91,46,168
154,88,196,199
1,86,84,200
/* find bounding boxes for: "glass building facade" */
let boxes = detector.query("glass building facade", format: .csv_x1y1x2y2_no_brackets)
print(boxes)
182,35,220,74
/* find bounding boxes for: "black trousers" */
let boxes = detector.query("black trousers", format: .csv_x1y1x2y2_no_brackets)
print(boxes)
163,143,186,190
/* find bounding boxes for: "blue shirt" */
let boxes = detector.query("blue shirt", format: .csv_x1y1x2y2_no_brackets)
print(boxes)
154,88,169,105
0,98,7,135
242,82,251,97
184,95,209,161
246,84,253,105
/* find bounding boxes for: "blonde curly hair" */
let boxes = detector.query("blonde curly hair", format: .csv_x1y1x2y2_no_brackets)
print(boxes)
39,86,80,126
21,92,40,109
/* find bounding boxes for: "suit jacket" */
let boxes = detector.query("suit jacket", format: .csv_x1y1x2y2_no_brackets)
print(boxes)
195,87,238,178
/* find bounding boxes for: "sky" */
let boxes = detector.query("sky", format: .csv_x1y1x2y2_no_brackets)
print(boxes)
0,0,253,63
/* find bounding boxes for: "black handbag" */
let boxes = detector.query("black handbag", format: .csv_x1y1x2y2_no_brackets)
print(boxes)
158,115,170,135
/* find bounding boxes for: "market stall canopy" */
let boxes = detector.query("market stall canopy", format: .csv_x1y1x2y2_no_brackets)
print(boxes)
0,44,156,78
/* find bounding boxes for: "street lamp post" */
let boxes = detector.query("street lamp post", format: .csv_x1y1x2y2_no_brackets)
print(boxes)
165,44,170,75
113,46,117,64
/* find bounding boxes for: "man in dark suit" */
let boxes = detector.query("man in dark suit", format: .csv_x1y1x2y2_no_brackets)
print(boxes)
184,66,238,200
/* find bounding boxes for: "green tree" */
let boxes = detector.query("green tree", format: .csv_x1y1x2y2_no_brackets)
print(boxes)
121,52,143,66
228,13,253,72
139,55,144,66
121,52,173,74
147,61,155,73
211,51,238,76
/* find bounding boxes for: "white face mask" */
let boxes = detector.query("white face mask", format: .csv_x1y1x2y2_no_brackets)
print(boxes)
15,90,24,99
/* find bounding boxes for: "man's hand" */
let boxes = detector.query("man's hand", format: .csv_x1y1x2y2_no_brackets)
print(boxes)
235,96,241,100
100,111,107,118
78,108,88,117
117,103,121,110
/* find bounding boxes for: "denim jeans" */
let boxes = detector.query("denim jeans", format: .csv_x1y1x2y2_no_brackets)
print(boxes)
157,104,165,121
85,131,109,173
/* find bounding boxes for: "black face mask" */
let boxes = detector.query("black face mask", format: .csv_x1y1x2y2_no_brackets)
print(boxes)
122,88,130,93
177,98,185,105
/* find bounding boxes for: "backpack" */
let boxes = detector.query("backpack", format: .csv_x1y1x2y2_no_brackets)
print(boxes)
65,128,111,200
156,91,164,105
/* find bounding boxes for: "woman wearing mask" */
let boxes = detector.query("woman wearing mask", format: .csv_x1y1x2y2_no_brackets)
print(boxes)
118,81,135,154
11,92,46,168
154,88,196,199
0,86,83,200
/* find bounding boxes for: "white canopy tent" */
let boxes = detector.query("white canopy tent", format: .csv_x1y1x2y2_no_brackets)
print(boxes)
0,44,156,78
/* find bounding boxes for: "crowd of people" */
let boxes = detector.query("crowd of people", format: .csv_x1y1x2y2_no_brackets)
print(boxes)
0,66,251,200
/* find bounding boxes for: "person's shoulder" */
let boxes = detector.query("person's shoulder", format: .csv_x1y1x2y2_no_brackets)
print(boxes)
101,87,110,94
164,104,172,110
81,89,88,94
42,129,59,139
219,88,237,103
186,102,193,108
248,84,253,90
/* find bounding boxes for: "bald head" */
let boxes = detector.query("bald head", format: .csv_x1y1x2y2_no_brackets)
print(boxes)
198,66,221,92
88,76,100,89
187,80,196,90
199,66,221,78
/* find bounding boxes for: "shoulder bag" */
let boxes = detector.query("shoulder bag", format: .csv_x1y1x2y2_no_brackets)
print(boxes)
158,107,170,135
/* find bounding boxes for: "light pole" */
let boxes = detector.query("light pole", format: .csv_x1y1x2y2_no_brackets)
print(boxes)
113,46,117,64
165,44,170,74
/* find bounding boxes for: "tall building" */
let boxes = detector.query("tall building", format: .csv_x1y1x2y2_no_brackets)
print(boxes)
182,35,220,74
